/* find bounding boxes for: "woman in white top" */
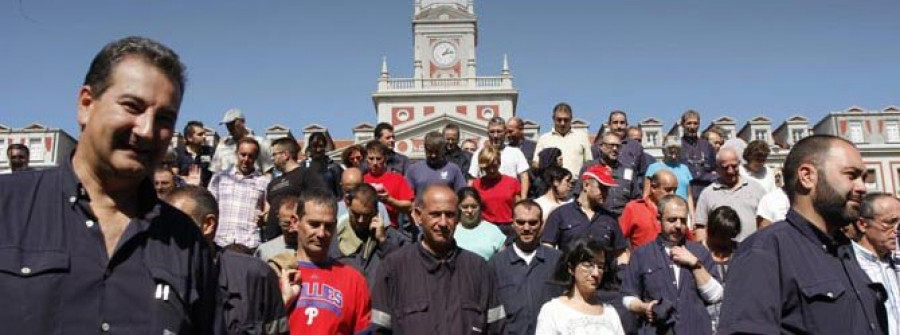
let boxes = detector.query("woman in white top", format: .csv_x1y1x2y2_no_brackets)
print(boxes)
534,165,574,222
536,238,625,335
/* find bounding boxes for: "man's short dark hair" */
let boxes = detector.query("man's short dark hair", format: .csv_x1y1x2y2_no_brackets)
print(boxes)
552,102,572,116
84,36,186,101
443,123,460,134
365,140,389,156
781,135,852,202
680,109,700,124
7,143,29,157
272,137,300,160
608,110,628,124
349,183,378,210
424,131,445,151
859,192,896,220
513,199,544,223
167,185,218,227
374,122,394,140
743,140,771,162
488,116,506,128
236,137,260,154
296,188,338,220
182,120,204,138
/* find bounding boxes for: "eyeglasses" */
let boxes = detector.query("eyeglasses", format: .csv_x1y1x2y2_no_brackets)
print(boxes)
862,217,900,231
577,261,605,272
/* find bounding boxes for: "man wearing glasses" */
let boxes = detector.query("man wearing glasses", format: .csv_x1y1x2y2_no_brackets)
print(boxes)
580,132,644,216
534,102,593,176
262,137,326,241
694,147,766,242
851,193,900,335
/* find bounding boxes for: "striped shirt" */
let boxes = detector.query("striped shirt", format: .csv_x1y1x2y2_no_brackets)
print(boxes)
852,242,900,335
209,167,270,249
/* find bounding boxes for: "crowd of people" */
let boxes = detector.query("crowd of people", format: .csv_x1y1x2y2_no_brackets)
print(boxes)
2,36,899,335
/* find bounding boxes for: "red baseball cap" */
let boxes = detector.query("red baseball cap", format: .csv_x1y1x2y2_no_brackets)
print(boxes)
581,165,619,187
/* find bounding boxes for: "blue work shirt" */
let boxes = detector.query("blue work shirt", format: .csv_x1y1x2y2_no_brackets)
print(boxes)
580,159,644,216
678,136,717,203
488,245,564,335
0,158,217,334
623,237,720,335
717,209,887,335
543,201,628,254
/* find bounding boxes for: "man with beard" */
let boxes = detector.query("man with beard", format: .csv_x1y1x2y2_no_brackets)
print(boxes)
718,135,886,335
211,108,274,175
678,110,718,204
623,194,723,335
371,185,506,334
468,116,530,199
405,131,467,195
694,147,766,242
153,167,178,198
263,137,326,241
5,143,32,172
851,193,900,335
592,111,648,187
208,137,271,249
329,183,410,286
443,124,472,178
277,189,372,334
255,195,300,263
488,199,564,335
0,37,216,333
581,132,644,216
507,117,537,163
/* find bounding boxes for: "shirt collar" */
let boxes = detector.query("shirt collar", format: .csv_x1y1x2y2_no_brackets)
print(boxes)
417,241,460,273
229,166,262,178
712,178,748,191
786,209,844,254
507,243,546,264
551,128,572,137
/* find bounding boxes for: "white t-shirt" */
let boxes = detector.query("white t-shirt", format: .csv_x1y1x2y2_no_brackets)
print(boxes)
756,188,789,223
535,195,572,222
468,145,530,179
740,165,777,194
535,298,625,335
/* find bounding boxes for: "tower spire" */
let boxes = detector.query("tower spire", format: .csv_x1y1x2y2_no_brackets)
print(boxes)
381,56,389,78
502,53,510,75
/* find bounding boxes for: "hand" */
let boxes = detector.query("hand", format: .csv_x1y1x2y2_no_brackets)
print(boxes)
670,246,699,269
185,164,202,186
644,300,659,322
257,210,268,227
370,215,387,244
279,269,302,305
376,190,390,203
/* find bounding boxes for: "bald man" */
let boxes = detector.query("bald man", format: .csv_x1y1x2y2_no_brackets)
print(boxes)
371,185,505,334
620,169,681,248
694,147,766,242
338,168,392,231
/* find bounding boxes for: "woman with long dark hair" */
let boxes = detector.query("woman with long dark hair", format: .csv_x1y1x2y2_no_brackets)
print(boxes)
453,187,507,260
536,238,625,335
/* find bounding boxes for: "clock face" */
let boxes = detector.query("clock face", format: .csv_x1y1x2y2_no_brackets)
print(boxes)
432,42,457,67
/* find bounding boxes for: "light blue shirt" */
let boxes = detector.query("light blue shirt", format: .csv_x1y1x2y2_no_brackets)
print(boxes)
646,161,693,200
454,221,507,261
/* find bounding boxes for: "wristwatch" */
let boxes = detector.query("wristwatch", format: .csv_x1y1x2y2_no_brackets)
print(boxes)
691,259,703,270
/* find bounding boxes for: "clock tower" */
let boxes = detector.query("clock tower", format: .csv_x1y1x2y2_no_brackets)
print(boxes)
368,0,520,160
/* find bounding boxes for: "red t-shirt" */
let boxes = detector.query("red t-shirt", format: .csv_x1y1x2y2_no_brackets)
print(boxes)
288,260,371,335
619,198,660,248
473,175,521,225
364,172,415,226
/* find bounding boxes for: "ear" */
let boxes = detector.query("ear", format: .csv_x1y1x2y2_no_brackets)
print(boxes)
76,86,95,131
797,163,818,191
202,214,217,237
288,214,300,233
412,207,422,227
854,219,868,235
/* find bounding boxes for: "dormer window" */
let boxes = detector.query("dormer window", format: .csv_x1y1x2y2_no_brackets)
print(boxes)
754,129,767,141
849,121,865,143
885,121,899,143
791,129,805,143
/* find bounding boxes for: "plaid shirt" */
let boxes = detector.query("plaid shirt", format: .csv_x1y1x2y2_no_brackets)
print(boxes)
208,167,270,249
853,241,900,335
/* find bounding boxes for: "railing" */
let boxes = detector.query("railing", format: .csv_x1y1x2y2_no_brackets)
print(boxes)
380,76,512,91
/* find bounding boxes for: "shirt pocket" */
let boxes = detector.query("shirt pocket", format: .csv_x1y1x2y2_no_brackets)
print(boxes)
798,278,847,331
0,249,69,330
461,301,487,334
148,265,195,334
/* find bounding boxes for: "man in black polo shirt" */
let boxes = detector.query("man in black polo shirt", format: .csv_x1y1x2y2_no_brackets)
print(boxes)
263,137,325,241
372,122,409,175
544,165,629,263
718,135,886,334
371,185,506,334
444,123,472,178
174,120,215,186
0,37,216,333
489,199,563,334
167,186,286,334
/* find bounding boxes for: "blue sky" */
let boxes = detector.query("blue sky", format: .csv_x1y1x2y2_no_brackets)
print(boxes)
2,1,898,138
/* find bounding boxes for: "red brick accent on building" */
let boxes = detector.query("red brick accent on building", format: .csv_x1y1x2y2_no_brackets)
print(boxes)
457,106,467,115
424,106,435,116
392,107,415,126
477,105,499,121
